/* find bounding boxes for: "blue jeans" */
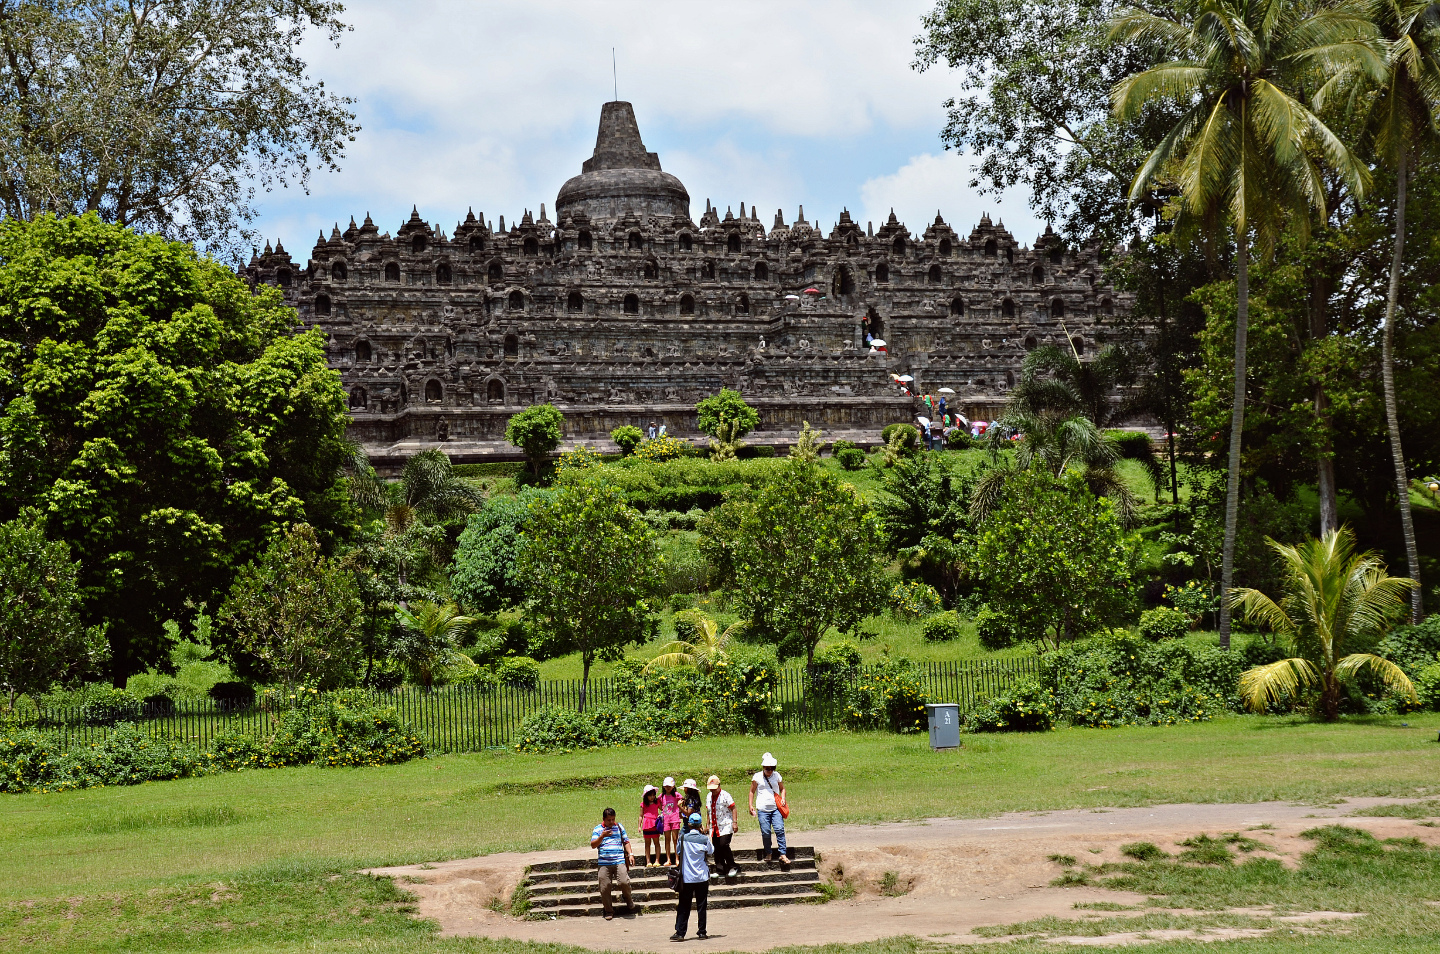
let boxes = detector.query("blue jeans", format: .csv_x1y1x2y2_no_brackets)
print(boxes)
757,808,787,856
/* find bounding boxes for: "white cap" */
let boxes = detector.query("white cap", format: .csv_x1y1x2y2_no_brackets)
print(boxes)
663,776,675,788
642,784,656,796
683,778,697,789
761,752,777,767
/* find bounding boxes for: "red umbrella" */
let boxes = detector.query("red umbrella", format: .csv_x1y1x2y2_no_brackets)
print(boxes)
803,287,821,294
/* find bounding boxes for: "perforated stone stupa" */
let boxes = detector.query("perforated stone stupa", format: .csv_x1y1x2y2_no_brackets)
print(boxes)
242,101,1133,464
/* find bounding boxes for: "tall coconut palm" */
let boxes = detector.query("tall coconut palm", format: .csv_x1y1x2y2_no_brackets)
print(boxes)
1232,527,1417,719
1110,0,1377,646
1363,0,1440,622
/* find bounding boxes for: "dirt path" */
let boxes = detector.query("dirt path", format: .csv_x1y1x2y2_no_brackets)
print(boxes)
368,797,1436,950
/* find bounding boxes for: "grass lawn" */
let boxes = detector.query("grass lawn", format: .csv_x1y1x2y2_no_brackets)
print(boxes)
5,716,1440,951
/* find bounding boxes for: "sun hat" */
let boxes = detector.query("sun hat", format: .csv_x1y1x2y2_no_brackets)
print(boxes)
683,778,697,789
688,812,702,826
707,775,720,790
663,776,675,787
643,784,656,796
761,752,777,767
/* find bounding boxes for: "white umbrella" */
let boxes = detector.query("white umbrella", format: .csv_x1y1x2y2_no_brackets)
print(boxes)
897,374,914,382
784,294,800,300
938,387,956,394
916,416,931,428
870,338,887,348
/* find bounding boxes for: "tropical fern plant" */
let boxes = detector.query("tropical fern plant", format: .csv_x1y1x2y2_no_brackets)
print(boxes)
393,600,479,689
644,611,746,674
1231,528,1418,719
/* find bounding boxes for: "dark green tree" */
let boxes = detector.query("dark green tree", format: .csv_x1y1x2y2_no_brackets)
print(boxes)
0,0,359,258
450,488,552,615
717,460,887,664
517,474,658,710
0,214,355,681
218,523,363,692
0,511,107,708
696,388,760,439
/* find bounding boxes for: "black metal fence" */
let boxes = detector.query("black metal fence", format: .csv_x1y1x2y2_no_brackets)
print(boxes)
26,658,1041,754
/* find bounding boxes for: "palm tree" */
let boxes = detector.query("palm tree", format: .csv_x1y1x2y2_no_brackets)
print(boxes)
1110,0,1376,646
1362,0,1440,622
346,449,484,586
644,611,746,674
393,600,478,689
1232,527,1417,720
973,411,1140,526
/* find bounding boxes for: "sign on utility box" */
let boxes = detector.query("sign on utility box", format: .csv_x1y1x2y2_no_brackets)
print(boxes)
926,703,961,751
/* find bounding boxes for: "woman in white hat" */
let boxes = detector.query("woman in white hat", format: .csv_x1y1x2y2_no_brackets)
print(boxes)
749,752,789,865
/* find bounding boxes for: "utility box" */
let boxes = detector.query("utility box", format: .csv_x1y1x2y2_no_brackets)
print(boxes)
927,703,961,751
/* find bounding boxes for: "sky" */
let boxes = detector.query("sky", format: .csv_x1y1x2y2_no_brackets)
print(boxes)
250,0,1046,259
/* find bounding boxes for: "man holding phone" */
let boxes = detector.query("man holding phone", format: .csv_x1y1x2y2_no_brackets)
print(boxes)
590,807,635,920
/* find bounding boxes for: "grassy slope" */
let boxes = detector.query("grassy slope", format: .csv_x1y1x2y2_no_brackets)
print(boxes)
6,717,1440,951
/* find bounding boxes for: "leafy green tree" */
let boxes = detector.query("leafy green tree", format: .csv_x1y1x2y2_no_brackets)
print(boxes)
611,425,644,455
1233,527,1417,719
974,412,1139,526
1111,0,1374,645
218,524,364,692
877,455,975,604
517,475,659,709
505,403,565,477
0,511,107,708
975,469,1136,649
392,600,477,689
0,0,358,257
0,214,354,681
450,488,551,615
719,460,886,665
696,388,759,440
1363,0,1440,621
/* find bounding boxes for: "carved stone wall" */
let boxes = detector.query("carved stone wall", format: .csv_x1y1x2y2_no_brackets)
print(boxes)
242,102,1135,452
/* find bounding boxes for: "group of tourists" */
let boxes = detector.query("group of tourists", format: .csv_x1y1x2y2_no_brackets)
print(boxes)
588,752,790,940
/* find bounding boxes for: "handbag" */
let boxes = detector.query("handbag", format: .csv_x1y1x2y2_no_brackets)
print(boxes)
765,773,790,820
666,865,681,891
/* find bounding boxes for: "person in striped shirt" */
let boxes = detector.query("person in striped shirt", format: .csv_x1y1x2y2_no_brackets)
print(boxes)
590,807,635,919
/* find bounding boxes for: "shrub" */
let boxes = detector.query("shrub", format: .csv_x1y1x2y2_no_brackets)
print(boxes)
1138,607,1191,641
1041,633,1241,726
922,611,964,643
57,722,211,788
945,428,973,449
1416,662,1440,711
1165,581,1216,626
1377,615,1440,679
514,705,603,753
966,681,1056,732
0,729,63,793
506,403,565,476
79,688,142,726
207,730,263,772
831,439,859,457
556,445,604,472
497,656,541,691
837,447,867,471
975,604,1040,649
696,389,760,440
738,444,777,459
889,580,943,620
881,424,919,449
611,425,644,455
632,436,690,462
808,641,862,694
841,658,927,733
260,692,426,768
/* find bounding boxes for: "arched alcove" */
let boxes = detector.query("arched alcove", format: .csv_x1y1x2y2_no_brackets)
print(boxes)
436,264,452,285
939,238,952,257
643,260,658,280
567,291,584,312
578,230,592,250
679,294,695,315
1032,265,1045,285
628,231,643,250
892,236,906,256
349,387,367,409
984,239,997,257
424,380,442,404
1101,297,1114,316
701,261,715,279
503,334,519,357
1001,298,1015,319
737,293,750,314
1024,334,1038,351
385,262,400,282
355,340,371,362
754,262,768,281
1051,297,1066,319
523,237,538,257
950,297,964,317
1072,336,1085,355
624,293,640,314
276,269,291,288
488,261,503,282
928,264,942,284
314,294,331,316
875,263,890,283
487,378,504,402
833,266,855,296
412,234,427,254
331,261,347,281
727,233,741,253
1049,246,1064,264
508,290,524,311
679,233,692,251
470,234,484,253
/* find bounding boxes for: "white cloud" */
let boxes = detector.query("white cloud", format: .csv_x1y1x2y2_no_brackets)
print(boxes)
858,151,1046,246
248,0,1053,258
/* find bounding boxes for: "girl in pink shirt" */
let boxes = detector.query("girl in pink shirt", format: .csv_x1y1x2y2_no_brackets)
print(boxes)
639,785,662,866
659,776,682,866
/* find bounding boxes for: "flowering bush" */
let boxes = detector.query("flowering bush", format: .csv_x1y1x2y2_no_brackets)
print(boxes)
0,730,65,793
556,445,605,472
259,691,425,768
1138,606,1191,641
841,658,927,733
632,436,690,462
1041,633,1242,727
888,580,943,620
966,681,1056,732
1165,580,1216,626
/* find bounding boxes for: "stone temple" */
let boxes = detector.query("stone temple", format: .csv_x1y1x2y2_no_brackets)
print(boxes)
243,101,1132,465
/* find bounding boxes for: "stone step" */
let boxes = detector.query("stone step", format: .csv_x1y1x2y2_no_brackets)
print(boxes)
533,887,824,918
527,846,814,875
527,868,817,896
528,858,815,887
529,874,820,907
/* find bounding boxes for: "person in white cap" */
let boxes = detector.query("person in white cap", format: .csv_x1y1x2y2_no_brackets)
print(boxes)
749,752,789,864
706,774,739,878
682,778,703,824
639,784,662,866
660,776,682,866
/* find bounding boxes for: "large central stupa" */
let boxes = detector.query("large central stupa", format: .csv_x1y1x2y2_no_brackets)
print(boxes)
555,101,691,222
